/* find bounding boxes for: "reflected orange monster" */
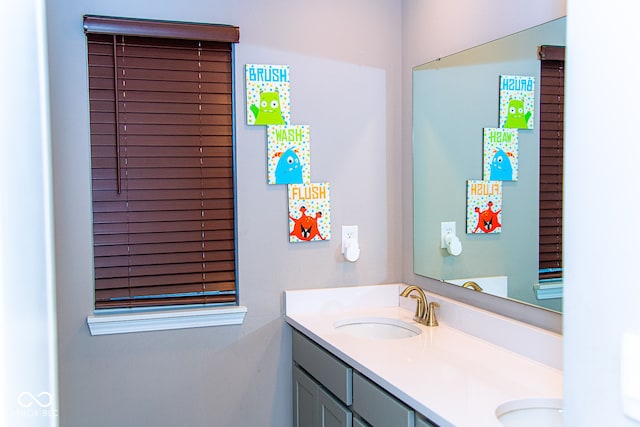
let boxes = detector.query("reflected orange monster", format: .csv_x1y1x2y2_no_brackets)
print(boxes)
473,201,502,233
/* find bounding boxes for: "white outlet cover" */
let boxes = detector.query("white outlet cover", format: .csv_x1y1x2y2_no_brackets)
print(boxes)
342,225,358,254
441,221,456,249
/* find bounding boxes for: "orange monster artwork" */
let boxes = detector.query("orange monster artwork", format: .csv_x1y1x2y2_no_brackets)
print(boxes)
289,206,326,241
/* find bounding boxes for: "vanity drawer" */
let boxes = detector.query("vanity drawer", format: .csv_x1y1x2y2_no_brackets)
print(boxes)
292,329,353,405
353,372,415,427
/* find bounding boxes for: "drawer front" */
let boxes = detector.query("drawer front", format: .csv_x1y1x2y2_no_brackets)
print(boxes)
293,330,353,405
353,372,414,427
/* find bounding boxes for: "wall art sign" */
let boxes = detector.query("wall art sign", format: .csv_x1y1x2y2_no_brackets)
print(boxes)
245,64,291,126
267,125,311,185
288,182,331,242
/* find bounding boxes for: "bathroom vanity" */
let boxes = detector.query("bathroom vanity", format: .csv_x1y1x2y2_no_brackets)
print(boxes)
284,284,562,426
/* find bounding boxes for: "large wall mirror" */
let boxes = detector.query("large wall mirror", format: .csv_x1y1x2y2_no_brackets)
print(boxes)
413,17,565,313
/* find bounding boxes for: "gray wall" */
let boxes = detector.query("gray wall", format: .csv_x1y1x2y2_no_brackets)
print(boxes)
48,1,401,426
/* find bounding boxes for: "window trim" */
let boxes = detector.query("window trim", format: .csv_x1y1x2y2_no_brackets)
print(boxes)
87,305,247,335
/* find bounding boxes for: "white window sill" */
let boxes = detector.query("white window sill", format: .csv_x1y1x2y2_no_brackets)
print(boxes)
87,305,247,336
533,282,563,300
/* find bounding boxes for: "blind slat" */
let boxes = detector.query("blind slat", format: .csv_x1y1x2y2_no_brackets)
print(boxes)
92,198,234,213
93,229,234,246
95,250,235,268
95,261,236,280
92,167,232,180
93,219,235,235
94,240,234,257
92,178,233,191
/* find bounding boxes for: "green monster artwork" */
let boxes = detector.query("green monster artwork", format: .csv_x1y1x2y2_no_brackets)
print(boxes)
499,75,535,129
250,91,285,125
504,99,532,128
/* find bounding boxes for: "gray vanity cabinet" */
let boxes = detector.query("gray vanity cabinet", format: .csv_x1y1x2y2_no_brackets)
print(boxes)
292,329,438,427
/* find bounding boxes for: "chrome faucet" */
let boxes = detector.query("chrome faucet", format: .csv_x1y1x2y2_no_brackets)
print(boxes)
400,285,439,327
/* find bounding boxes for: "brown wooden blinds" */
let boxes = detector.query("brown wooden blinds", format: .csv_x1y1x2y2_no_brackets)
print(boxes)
85,16,239,309
538,45,565,282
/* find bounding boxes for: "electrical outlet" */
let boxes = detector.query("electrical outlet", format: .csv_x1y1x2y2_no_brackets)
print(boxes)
440,221,456,248
342,225,358,254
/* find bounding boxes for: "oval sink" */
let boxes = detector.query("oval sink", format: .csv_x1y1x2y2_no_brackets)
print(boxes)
496,398,563,427
334,316,422,340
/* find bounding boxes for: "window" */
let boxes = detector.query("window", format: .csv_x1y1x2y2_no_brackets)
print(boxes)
538,45,565,282
84,16,240,310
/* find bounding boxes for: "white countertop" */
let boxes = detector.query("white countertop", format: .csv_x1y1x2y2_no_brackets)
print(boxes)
284,284,562,427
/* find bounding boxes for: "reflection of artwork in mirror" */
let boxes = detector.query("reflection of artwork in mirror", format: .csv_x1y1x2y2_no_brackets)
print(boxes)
412,17,565,313
483,128,518,181
466,180,502,234
499,75,535,129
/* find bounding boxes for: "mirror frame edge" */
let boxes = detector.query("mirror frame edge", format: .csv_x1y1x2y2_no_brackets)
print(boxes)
412,274,562,334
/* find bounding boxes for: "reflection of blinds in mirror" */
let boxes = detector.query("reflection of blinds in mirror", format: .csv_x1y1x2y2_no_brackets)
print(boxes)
538,45,565,281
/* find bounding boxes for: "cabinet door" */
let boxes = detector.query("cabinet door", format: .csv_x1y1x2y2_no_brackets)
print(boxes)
293,365,318,427
319,387,352,427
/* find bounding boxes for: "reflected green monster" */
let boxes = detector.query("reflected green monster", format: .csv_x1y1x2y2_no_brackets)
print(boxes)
504,99,532,129
250,91,285,125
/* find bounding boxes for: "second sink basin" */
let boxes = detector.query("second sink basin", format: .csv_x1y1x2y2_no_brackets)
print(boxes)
496,398,563,426
334,316,422,340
